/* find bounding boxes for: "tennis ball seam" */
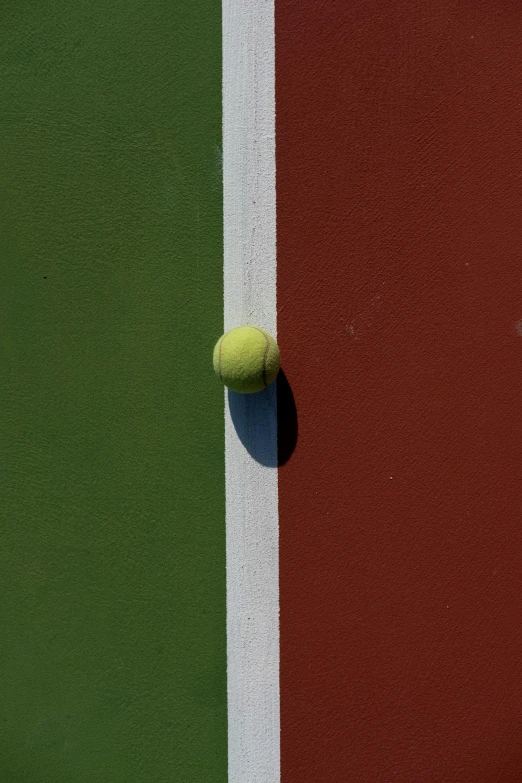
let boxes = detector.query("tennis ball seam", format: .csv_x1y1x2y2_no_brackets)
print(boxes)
249,326,270,388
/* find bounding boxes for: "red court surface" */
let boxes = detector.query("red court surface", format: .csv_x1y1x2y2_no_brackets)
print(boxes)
277,2,522,780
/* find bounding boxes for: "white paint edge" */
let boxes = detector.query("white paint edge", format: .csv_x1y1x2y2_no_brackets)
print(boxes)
223,0,279,780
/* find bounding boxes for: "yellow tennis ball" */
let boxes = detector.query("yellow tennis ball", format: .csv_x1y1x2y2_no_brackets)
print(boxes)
213,325,280,394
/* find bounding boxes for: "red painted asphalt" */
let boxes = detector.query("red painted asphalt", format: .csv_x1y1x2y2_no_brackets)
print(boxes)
277,1,522,780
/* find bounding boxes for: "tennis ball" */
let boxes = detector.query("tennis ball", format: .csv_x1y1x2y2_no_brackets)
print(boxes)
213,325,280,394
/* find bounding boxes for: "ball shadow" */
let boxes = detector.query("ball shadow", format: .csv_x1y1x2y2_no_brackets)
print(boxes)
276,370,298,466
227,369,298,467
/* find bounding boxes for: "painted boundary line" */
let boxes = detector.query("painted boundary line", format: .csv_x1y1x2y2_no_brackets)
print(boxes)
222,0,279,781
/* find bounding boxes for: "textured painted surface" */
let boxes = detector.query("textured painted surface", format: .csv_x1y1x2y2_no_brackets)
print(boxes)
277,1,522,781
223,0,279,778
0,2,226,781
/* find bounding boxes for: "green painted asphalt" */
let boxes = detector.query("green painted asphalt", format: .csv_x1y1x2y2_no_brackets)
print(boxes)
0,2,226,780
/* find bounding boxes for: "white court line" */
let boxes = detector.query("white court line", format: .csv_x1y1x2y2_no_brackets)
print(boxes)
222,0,279,781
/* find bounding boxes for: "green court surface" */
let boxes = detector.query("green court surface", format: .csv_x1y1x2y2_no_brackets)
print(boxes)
0,2,226,780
